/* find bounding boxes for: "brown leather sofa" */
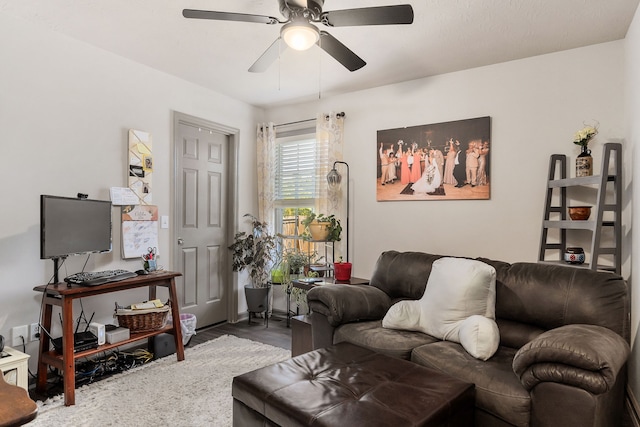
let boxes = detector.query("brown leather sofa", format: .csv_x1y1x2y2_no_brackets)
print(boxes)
307,251,630,427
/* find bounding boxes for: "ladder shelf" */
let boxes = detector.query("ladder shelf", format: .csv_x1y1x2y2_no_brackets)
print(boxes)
538,143,622,275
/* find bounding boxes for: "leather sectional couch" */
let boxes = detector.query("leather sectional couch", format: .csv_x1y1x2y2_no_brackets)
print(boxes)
307,251,630,427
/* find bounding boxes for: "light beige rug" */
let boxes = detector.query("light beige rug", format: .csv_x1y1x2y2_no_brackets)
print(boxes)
29,335,290,426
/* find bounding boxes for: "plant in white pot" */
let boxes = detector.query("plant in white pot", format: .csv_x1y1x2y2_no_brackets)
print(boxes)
228,214,277,326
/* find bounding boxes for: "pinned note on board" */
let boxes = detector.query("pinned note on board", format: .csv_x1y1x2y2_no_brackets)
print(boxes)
110,187,139,206
121,205,159,259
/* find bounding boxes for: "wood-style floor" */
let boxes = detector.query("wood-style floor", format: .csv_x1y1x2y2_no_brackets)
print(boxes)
189,313,292,351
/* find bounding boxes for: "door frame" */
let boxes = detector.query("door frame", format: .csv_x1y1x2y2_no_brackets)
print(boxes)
172,111,240,323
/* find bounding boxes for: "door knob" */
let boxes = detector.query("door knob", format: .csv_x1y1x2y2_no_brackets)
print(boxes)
177,238,184,246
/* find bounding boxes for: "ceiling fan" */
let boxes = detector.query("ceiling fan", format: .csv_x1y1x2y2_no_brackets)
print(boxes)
182,0,414,73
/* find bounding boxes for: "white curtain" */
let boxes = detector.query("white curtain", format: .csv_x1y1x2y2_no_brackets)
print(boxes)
256,114,344,253
316,112,345,259
256,122,277,316
256,122,276,230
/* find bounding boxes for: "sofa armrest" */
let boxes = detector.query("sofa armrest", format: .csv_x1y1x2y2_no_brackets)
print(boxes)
307,284,391,327
513,324,630,394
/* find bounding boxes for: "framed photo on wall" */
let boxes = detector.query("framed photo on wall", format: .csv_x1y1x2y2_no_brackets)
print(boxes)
377,116,491,201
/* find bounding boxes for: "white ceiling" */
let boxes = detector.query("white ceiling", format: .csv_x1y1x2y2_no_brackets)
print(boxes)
2,0,638,108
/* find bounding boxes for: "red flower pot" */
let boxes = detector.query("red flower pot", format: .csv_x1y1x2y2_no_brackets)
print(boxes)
334,262,352,281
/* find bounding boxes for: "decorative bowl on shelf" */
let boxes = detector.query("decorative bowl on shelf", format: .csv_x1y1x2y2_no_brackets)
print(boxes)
564,247,585,264
568,206,591,221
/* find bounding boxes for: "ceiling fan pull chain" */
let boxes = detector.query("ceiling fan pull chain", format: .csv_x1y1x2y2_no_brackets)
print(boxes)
318,35,322,100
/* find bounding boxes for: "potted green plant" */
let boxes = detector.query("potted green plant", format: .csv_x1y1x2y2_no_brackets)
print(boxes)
228,214,278,323
301,213,342,242
305,253,327,277
284,250,311,276
281,250,310,311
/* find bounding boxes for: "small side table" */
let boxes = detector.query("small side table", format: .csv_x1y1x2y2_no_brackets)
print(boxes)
291,315,312,357
289,277,369,353
0,347,30,391
287,277,369,325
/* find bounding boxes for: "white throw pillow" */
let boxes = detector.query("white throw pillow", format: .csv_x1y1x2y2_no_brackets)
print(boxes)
382,257,500,360
382,299,421,331
459,315,500,360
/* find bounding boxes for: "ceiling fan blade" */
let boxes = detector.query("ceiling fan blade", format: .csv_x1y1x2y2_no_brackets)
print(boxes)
321,5,414,27
318,31,366,72
249,38,286,73
182,9,280,25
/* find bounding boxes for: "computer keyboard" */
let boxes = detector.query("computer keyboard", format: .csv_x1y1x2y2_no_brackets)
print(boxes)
64,269,138,286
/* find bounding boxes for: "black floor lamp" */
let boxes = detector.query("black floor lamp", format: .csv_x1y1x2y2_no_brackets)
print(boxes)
326,161,349,262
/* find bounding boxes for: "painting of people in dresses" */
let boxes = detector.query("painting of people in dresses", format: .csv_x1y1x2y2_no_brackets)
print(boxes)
376,116,491,201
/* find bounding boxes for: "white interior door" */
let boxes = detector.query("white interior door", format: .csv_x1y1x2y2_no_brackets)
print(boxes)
173,112,238,327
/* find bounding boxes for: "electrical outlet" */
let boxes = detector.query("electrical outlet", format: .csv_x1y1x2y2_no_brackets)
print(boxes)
29,323,40,342
11,325,28,347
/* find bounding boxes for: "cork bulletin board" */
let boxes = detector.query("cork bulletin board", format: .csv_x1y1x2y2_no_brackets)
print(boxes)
122,129,157,259
128,129,153,204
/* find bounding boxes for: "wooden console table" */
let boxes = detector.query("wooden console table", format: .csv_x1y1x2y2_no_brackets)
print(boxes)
33,271,184,406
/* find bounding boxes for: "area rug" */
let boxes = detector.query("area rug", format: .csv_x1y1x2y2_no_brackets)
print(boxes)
29,335,290,426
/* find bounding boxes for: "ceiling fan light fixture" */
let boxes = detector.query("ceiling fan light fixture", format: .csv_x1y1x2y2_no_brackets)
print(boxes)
281,21,319,51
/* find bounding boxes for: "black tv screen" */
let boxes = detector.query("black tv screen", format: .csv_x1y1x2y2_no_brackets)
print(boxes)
40,195,112,259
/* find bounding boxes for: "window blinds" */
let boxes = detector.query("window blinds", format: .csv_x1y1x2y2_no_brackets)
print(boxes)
275,137,319,201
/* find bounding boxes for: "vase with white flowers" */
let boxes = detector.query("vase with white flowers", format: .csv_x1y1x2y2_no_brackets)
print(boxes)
573,122,598,177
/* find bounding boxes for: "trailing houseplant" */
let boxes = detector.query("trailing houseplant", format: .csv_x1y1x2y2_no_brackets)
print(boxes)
228,214,278,288
284,250,311,276
301,213,342,242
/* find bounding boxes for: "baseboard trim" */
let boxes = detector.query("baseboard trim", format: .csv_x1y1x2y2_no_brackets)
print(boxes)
627,386,640,427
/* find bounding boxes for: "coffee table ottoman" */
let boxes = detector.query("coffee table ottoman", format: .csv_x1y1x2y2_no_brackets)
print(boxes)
232,342,475,427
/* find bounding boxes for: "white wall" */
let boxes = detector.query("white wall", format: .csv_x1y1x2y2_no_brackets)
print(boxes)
0,13,262,366
266,41,627,275
626,3,640,408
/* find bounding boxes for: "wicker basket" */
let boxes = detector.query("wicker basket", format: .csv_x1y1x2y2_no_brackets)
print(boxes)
115,304,170,332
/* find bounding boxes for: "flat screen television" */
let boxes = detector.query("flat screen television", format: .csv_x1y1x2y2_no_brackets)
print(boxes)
40,195,113,261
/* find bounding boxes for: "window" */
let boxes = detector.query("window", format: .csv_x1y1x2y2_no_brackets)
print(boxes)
273,127,330,263
275,136,318,201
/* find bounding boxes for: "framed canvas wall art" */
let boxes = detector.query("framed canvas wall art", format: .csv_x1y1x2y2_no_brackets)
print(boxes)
377,116,491,201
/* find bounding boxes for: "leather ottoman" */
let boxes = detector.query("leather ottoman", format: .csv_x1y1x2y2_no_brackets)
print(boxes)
232,342,475,427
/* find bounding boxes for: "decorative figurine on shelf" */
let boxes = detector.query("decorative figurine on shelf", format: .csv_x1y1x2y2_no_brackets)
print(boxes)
573,121,598,177
143,246,157,272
